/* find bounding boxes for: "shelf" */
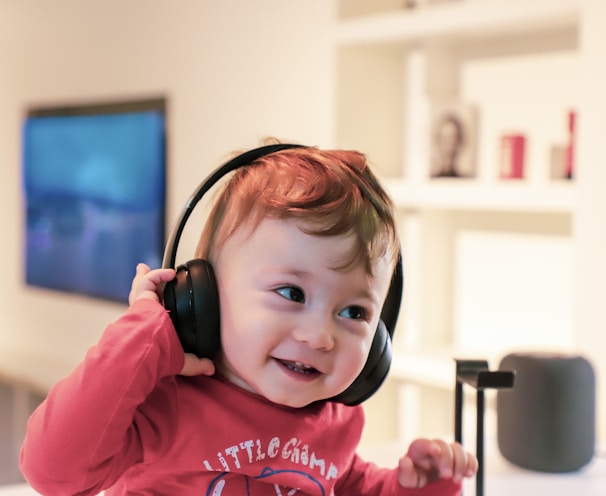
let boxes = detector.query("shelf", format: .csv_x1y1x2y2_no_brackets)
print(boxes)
384,178,575,213
336,0,580,47
389,348,513,391
334,0,606,447
390,349,456,390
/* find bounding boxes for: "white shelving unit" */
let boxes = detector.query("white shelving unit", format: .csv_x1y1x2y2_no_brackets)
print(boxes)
335,0,606,447
336,0,579,45
385,180,575,213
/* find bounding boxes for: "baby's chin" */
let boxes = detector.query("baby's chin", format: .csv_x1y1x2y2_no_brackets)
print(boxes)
267,394,319,409
243,381,332,409
218,360,335,408
260,383,346,409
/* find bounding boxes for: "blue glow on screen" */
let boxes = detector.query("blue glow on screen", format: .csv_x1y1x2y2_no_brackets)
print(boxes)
23,109,166,302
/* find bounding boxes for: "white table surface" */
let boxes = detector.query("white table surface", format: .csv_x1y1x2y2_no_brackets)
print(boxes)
0,485,39,496
360,441,606,496
465,453,606,496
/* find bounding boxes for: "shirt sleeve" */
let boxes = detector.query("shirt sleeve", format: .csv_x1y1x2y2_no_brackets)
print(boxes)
336,453,461,496
19,299,185,496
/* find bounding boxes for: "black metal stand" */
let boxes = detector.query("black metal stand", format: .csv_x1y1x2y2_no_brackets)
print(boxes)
454,359,515,496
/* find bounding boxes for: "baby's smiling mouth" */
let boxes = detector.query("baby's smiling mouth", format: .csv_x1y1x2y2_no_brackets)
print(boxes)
278,359,320,376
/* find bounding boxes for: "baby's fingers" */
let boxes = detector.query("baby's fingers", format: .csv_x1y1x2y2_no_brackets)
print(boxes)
180,354,216,377
434,439,456,479
129,264,175,304
398,439,441,488
434,440,478,482
455,446,478,481
398,455,429,488
400,438,477,488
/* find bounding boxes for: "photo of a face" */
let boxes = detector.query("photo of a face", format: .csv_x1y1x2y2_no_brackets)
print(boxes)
430,103,476,179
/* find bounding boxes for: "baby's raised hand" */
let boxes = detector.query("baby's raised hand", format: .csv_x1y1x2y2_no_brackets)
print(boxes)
128,263,176,304
397,438,477,489
128,263,216,377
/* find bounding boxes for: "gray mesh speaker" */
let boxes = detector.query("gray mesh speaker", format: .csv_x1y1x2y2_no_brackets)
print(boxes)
497,352,595,472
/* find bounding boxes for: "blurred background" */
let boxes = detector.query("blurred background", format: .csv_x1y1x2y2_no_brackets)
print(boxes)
1,0,605,489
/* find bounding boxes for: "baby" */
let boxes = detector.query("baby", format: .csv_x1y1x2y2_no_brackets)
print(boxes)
20,143,477,495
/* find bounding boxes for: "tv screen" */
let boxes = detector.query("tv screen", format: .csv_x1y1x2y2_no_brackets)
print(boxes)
23,99,166,303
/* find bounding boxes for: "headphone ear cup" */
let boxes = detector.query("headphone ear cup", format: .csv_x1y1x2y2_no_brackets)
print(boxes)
331,319,392,406
332,253,402,405
163,259,221,359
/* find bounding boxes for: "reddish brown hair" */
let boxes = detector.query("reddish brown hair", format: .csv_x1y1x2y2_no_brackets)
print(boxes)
196,144,399,275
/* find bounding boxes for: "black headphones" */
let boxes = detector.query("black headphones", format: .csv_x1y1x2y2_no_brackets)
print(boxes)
162,143,403,405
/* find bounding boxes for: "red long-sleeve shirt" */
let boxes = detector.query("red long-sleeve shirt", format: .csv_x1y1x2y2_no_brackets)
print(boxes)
20,298,460,495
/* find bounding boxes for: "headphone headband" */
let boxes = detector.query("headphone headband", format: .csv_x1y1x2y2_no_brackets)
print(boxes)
162,143,306,269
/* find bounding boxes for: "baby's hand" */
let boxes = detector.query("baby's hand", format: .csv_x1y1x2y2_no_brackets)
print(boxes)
181,353,216,377
397,438,477,489
128,263,176,305
129,263,216,378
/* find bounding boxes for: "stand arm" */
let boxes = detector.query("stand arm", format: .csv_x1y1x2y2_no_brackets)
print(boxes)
454,359,515,496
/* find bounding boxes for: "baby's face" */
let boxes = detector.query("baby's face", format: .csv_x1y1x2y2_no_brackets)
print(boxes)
213,217,393,408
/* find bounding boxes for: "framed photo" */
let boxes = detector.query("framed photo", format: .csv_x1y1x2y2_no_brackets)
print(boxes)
429,102,477,178
22,98,167,303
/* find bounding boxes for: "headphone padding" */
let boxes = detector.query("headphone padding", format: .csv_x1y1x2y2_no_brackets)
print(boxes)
330,319,392,406
164,259,221,359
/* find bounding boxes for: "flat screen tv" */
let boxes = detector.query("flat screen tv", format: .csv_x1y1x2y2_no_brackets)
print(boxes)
23,98,167,303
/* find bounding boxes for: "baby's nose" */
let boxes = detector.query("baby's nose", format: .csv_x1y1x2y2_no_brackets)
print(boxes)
292,315,336,351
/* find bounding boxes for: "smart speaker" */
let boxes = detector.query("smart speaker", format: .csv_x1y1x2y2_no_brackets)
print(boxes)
497,352,595,472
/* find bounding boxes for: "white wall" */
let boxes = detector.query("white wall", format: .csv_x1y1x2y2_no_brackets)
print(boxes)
575,0,606,445
0,0,335,389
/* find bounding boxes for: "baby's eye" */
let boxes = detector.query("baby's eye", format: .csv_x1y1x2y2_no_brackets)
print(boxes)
276,286,305,303
339,306,367,321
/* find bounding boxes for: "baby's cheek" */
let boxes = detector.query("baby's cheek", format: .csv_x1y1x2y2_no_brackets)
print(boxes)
342,339,372,382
